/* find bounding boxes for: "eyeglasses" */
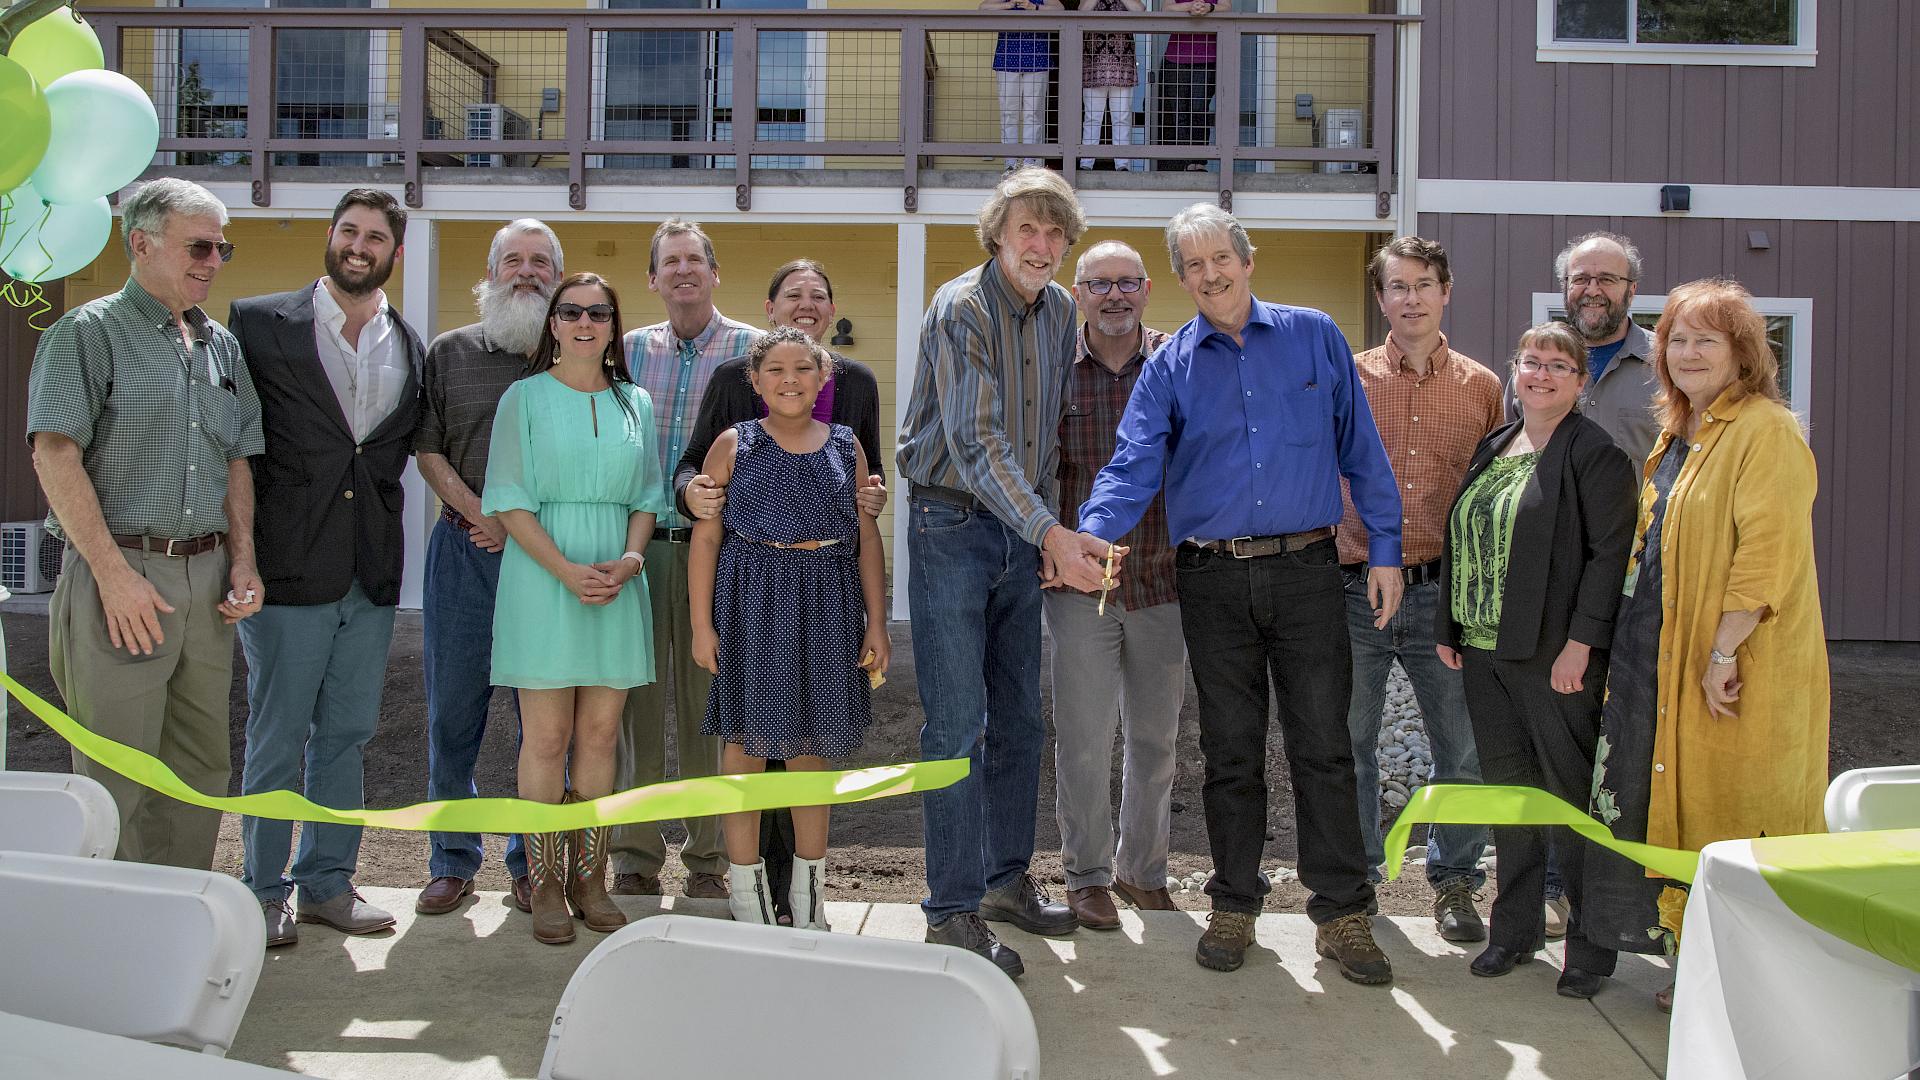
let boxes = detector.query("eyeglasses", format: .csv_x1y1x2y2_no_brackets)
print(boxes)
182,239,236,263
1077,276,1144,296
1516,357,1581,379
1567,273,1634,290
554,303,614,324
1382,279,1443,299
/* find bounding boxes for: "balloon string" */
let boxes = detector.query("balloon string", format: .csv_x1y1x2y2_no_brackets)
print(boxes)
0,279,55,330
0,194,51,273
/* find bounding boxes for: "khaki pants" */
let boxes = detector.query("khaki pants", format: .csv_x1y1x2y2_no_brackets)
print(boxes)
49,543,234,869
610,537,725,877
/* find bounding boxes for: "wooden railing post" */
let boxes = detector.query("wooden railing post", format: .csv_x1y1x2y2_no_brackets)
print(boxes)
247,23,273,206
899,24,926,213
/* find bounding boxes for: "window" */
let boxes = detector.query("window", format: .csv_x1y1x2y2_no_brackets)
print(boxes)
1538,0,1816,66
1530,292,1812,417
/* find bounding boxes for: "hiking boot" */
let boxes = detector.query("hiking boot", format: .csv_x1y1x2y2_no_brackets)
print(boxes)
980,873,1078,936
926,912,1023,979
1315,912,1393,985
609,872,661,896
296,888,396,935
1195,910,1257,972
262,897,297,948
1432,878,1487,943
685,871,730,899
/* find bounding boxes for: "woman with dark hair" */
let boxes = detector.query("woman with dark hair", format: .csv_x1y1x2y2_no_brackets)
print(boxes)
1436,322,1638,996
671,259,887,923
484,271,669,944
1581,279,1828,1011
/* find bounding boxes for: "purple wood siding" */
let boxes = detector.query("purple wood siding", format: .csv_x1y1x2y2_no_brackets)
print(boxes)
2,283,59,523
1423,1,1920,189
1416,214,1918,641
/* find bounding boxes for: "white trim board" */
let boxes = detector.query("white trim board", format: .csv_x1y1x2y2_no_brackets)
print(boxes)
174,182,1394,231
1534,0,1817,67
1529,292,1814,426
1420,180,1920,223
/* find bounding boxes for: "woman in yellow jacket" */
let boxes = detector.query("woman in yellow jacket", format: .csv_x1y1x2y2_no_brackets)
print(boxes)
1580,278,1830,1010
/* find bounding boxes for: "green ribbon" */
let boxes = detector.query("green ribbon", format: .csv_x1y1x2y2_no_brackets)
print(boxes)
1381,782,1701,884
1754,828,1920,974
2,674,967,831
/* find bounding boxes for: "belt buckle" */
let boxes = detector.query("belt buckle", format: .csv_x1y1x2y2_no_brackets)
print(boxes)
164,536,189,557
1227,535,1257,559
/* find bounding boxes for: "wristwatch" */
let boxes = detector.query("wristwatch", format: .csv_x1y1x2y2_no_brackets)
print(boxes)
1709,649,1738,665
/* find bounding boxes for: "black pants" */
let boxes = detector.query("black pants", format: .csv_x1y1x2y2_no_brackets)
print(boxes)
1460,645,1617,975
1154,60,1215,171
1175,538,1373,922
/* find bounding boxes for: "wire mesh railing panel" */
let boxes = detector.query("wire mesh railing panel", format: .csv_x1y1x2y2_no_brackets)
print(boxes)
926,29,1060,172
421,29,568,170
1238,33,1371,173
597,27,723,170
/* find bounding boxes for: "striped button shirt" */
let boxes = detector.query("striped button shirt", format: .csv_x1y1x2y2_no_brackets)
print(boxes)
623,309,762,530
896,258,1077,548
27,277,265,540
413,323,532,498
1337,333,1504,567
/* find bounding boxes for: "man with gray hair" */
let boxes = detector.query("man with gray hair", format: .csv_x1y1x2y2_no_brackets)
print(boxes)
898,167,1110,978
1078,202,1403,982
27,177,265,868
1520,232,1659,465
1047,239,1184,930
413,218,563,916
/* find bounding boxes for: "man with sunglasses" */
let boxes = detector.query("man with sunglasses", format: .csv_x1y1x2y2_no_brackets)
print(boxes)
1046,241,1184,930
225,188,422,947
27,178,265,870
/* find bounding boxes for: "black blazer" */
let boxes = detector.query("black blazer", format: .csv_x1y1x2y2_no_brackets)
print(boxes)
671,352,885,519
229,287,424,607
1436,411,1637,662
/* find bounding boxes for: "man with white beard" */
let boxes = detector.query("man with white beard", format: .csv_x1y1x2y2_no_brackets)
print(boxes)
412,219,563,917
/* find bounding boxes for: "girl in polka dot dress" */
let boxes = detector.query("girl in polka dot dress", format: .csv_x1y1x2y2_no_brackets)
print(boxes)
690,327,890,930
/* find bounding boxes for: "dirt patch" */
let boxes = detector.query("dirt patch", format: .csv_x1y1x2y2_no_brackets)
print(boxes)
4,612,1911,918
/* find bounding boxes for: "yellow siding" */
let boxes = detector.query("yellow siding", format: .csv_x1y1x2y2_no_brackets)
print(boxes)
60,218,403,317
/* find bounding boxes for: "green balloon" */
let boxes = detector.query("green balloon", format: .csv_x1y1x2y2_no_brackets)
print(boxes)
0,56,50,193
28,68,158,204
5,6,104,91
0,184,111,283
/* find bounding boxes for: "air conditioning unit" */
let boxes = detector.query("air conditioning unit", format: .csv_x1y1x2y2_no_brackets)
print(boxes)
1,521,64,594
465,103,534,168
378,114,448,166
1317,107,1365,174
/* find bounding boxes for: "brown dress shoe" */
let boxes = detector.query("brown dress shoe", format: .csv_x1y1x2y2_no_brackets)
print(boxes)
1112,878,1177,911
684,871,730,899
416,876,475,915
609,872,661,896
511,875,532,913
1067,886,1121,930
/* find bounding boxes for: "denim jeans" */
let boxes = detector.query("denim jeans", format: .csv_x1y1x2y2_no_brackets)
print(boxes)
1175,538,1374,922
239,583,397,903
908,498,1045,923
1343,575,1487,889
422,518,525,881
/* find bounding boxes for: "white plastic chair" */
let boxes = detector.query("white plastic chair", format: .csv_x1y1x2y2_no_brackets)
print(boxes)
0,851,265,1056
1824,765,1920,832
0,770,120,858
539,914,1041,1080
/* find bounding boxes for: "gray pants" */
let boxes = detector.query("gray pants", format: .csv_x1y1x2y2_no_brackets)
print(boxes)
610,536,726,877
49,544,234,869
1044,589,1186,892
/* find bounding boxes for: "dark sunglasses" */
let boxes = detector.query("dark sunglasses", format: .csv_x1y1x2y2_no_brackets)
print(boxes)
183,239,236,263
1078,276,1144,296
554,303,614,324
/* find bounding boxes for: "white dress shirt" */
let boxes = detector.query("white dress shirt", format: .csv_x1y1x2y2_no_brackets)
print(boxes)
311,280,408,442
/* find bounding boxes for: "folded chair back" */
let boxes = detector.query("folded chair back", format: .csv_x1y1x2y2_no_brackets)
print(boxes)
539,915,1040,1080
0,851,264,1056
0,770,119,858
1825,765,1920,832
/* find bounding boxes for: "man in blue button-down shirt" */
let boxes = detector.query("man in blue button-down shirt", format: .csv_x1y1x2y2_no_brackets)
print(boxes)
1078,203,1406,983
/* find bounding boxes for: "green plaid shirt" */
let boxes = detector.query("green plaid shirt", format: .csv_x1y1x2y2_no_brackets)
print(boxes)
27,277,265,540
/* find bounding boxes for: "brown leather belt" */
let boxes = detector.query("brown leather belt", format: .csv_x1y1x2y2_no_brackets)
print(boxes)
1181,526,1335,559
909,482,985,512
1342,558,1445,586
441,506,476,531
112,533,222,557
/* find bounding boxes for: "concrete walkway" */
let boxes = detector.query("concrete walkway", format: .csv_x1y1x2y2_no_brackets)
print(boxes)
230,887,1672,1079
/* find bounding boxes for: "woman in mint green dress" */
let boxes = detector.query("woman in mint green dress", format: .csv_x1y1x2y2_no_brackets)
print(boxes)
482,272,667,945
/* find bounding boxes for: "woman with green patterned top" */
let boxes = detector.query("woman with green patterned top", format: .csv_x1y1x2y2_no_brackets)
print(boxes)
1435,322,1638,996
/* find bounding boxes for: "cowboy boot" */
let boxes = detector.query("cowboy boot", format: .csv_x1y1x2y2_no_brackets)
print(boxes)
790,855,831,932
525,830,575,945
564,791,627,933
727,861,775,925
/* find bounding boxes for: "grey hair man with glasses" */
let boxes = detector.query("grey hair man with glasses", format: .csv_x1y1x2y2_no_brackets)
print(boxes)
1338,236,1502,945
27,177,265,869
1046,240,1184,931
1513,232,1659,465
